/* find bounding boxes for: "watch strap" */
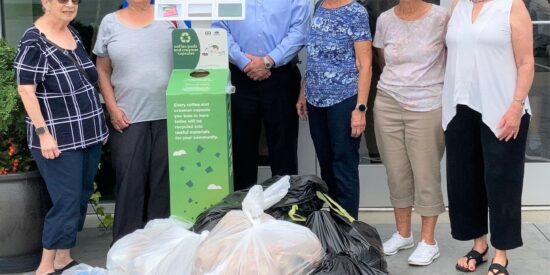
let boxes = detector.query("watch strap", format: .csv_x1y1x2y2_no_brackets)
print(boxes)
356,103,367,112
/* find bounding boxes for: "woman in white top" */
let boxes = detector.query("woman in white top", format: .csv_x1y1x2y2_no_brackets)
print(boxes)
443,0,534,274
372,0,449,266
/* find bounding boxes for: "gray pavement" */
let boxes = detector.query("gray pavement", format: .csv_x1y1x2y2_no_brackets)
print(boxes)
10,212,550,275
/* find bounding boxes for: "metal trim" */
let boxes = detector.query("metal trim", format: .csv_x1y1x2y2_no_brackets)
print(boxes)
0,0,5,39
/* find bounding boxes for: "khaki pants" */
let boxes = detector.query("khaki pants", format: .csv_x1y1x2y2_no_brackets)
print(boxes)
373,91,445,216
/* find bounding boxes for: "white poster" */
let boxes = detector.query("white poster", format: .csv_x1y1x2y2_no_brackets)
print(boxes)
155,0,245,21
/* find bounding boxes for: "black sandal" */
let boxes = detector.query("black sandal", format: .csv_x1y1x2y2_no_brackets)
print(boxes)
455,245,489,272
54,259,79,273
488,260,509,275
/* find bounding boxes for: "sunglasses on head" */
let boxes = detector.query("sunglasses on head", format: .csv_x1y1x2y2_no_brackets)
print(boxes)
56,0,81,5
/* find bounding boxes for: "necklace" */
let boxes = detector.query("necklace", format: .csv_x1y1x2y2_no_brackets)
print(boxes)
470,0,487,3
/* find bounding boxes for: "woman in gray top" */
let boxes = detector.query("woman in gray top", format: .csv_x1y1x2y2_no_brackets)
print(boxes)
93,0,174,243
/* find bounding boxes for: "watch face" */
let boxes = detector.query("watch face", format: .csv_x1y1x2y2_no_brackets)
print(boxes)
35,127,46,135
357,104,367,112
263,57,272,69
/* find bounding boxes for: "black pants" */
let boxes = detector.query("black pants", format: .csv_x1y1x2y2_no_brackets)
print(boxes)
445,105,530,250
110,120,170,243
230,63,300,190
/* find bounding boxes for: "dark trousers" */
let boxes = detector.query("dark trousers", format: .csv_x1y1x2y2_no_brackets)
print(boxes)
31,144,101,249
445,105,530,250
110,120,170,243
308,96,361,219
229,63,300,191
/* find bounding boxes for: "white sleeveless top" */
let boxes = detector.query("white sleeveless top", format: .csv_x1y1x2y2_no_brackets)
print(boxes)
442,0,531,137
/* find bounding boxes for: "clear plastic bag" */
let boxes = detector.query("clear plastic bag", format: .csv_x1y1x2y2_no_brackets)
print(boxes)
130,226,208,275
192,185,325,275
106,218,194,275
61,264,107,275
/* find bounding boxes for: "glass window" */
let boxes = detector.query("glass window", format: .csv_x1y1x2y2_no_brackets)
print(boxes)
3,0,42,46
527,0,550,162
359,0,440,165
2,0,121,51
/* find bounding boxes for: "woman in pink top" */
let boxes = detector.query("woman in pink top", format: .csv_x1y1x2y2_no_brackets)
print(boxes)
372,0,449,267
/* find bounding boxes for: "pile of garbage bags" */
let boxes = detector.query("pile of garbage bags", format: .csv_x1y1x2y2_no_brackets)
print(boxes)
191,175,329,232
90,175,387,275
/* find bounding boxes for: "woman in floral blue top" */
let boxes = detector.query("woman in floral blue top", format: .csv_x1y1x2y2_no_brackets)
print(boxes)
296,0,372,218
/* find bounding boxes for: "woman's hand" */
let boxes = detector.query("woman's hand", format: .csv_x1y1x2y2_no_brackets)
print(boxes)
296,85,308,120
108,106,130,133
497,103,523,141
351,109,366,138
39,132,61,159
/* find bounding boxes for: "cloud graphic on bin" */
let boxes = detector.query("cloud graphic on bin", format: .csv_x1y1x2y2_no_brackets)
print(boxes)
173,149,187,156
207,184,223,190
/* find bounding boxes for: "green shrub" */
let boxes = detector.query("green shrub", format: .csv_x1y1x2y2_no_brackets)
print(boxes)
0,39,35,174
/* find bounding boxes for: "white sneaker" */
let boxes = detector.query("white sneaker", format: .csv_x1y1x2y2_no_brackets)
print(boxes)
383,232,414,256
407,240,440,266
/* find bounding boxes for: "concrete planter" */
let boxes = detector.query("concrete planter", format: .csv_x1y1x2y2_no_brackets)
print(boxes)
0,171,50,274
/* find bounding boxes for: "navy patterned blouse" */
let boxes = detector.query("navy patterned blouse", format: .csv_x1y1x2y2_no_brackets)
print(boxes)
14,26,108,151
305,1,372,107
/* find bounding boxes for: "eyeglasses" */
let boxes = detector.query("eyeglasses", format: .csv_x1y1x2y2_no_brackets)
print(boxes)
56,0,82,5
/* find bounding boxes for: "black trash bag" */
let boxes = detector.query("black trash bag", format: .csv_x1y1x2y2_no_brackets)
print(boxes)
264,175,328,222
191,175,328,232
305,193,388,274
313,252,386,275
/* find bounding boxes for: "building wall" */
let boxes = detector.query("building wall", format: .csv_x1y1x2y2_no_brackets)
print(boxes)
1,0,549,206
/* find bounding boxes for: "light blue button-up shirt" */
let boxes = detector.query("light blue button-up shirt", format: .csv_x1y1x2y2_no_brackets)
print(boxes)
212,0,310,70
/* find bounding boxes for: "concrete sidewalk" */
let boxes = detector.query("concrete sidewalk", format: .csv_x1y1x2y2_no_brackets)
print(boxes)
12,211,550,275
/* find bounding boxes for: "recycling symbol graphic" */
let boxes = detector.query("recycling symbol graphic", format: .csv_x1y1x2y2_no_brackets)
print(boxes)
180,33,192,44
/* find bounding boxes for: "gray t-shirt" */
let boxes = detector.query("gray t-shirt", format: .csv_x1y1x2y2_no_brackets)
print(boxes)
373,5,449,112
93,13,174,122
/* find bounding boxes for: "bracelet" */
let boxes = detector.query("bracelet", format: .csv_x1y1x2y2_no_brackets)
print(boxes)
513,97,525,106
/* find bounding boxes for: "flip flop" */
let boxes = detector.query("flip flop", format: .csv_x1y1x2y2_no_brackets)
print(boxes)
488,260,509,275
54,259,79,274
456,245,489,272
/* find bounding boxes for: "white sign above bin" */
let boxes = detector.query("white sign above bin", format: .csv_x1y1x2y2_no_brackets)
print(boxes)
155,0,246,21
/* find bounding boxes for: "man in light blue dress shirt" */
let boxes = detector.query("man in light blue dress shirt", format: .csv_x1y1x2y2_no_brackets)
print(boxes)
212,0,310,190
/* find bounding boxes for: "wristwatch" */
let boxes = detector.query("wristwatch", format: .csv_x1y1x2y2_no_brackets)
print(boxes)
356,103,367,112
35,126,48,136
263,56,273,70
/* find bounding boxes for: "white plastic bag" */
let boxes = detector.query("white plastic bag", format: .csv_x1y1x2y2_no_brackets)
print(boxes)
261,175,291,210
192,185,325,275
61,264,107,275
106,218,193,275
130,225,208,275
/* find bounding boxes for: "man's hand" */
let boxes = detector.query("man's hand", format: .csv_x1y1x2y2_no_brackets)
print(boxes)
243,54,271,81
